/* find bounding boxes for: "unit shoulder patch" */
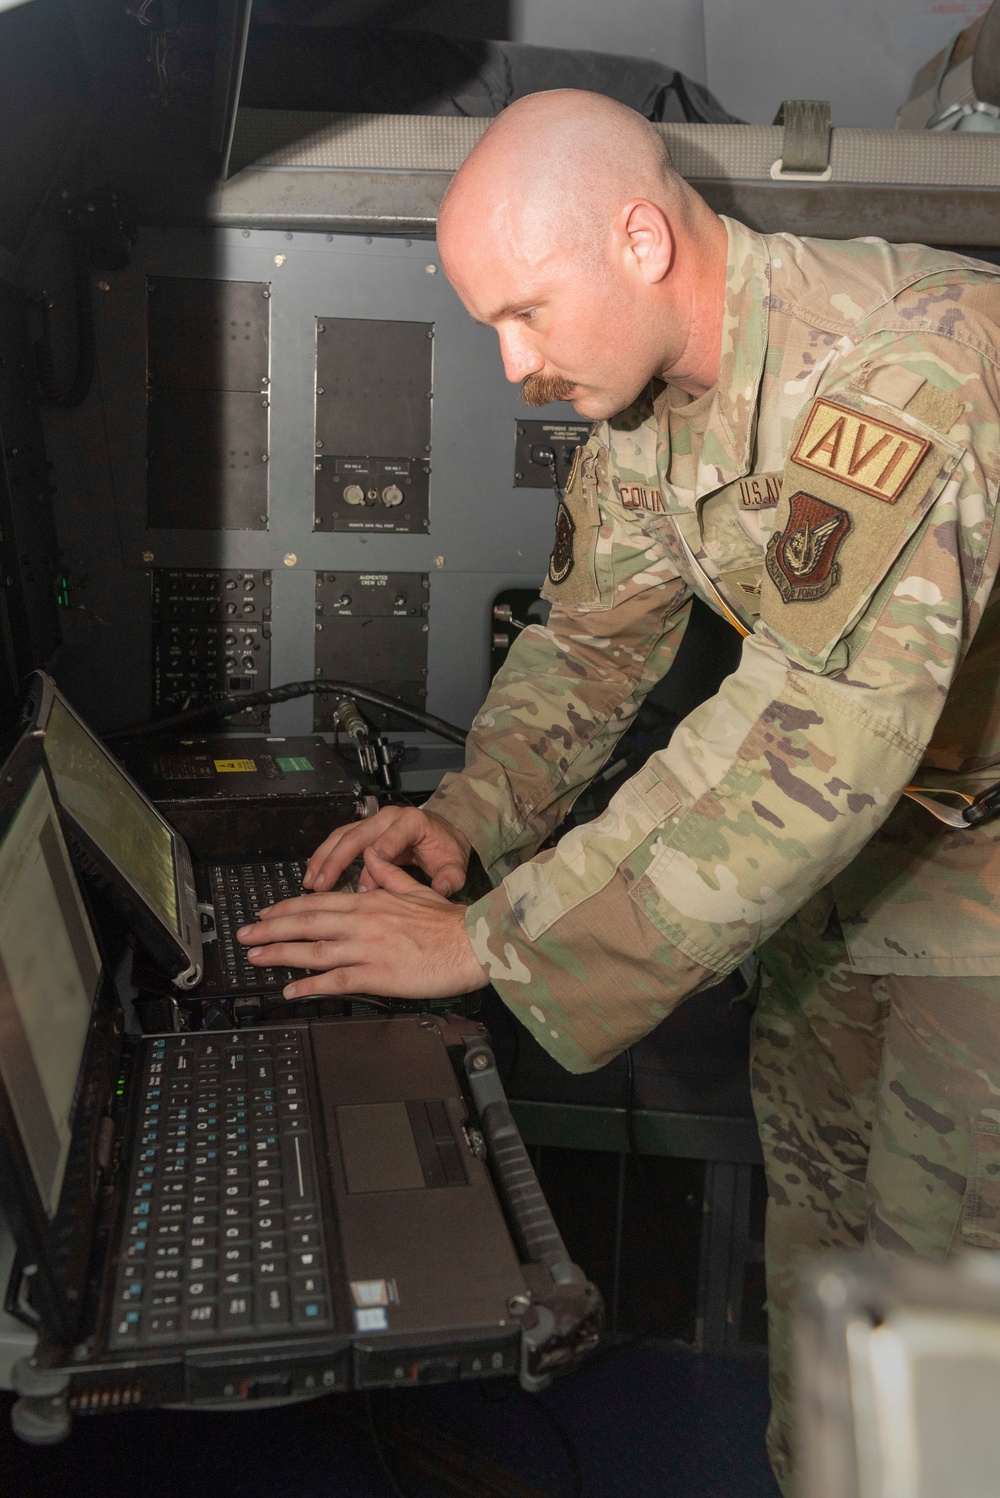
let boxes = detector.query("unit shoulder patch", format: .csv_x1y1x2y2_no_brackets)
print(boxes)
548,499,576,585
791,397,930,503
765,492,851,603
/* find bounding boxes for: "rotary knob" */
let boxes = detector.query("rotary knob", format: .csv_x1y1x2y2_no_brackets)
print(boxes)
381,484,404,507
343,483,366,506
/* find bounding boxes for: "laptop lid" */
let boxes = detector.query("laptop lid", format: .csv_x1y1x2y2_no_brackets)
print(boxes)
26,674,204,989
0,733,123,1344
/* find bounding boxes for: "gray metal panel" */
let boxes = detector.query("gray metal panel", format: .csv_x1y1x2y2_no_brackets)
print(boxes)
147,276,270,392
40,228,565,735
227,111,1000,185
146,389,270,531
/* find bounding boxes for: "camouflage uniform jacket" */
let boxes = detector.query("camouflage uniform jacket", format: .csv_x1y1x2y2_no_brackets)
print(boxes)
425,217,1000,1072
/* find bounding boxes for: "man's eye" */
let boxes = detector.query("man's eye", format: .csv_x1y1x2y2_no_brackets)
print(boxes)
516,309,536,322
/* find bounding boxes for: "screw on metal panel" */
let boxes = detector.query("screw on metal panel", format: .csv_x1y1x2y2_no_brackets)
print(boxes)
471,1053,489,1071
425,264,437,275
315,462,322,472
242,230,250,238
316,386,325,395
423,444,431,452
507,1294,531,1316
260,399,269,407
317,323,326,333
421,623,428,632
434,556,445,568
425,329,434,338
316,622,323,630
284,232,293,240
261,376,269,385
258,514,267,525
260,453,268,462
315,666,322,676
141,551,154,563
515,471,523,481
283,553,297,567
273,254,286,267
315,440,323,449
262,290,271,298
364,236,372,245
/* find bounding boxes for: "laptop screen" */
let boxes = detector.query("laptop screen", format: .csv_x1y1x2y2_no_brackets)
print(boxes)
0,767,100,1218
44,693,181,938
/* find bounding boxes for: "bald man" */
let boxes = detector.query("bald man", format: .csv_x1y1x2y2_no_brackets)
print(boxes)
239,91,1000,1489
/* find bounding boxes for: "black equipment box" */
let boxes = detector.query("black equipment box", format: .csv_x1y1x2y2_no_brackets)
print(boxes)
119,734,359,861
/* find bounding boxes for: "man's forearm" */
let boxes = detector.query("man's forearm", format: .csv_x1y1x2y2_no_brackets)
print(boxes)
425,583,693,882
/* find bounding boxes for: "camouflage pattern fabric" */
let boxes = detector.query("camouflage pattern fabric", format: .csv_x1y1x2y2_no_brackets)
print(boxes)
754,896,1000,1491
425,219,1000,1058
420,217,1000,1486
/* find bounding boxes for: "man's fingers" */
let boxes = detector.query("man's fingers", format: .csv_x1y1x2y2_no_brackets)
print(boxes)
362,847,423,894
430,861,467,898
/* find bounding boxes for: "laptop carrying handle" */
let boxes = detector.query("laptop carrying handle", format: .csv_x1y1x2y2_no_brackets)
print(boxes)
463,1040,584,1287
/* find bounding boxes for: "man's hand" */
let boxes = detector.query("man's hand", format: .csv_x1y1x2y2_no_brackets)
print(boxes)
238,847,487,1001
303,806,472,896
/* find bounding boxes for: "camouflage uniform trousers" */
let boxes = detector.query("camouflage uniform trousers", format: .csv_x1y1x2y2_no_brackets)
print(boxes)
751,890,1000,1495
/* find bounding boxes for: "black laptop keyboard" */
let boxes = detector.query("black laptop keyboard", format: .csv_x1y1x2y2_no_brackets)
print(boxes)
209,861,307,990
111,1029,334,1348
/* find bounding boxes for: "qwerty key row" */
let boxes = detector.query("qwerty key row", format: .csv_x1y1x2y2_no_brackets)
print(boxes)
111,1029,334,1348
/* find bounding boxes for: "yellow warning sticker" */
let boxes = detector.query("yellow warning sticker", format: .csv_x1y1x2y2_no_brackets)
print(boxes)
213,758,257,773
791,398,930,503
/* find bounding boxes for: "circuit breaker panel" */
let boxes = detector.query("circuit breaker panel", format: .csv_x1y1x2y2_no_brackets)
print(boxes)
314,570,428,729
147,277,270,531
313,318,432,535
152,568,272,728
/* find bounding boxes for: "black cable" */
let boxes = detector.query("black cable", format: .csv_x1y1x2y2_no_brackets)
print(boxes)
105,678,469,746
623,1048,649,1193
364,1392,414,1498
33,255,97,408
528,1395,584,1498
475,1381,583,1498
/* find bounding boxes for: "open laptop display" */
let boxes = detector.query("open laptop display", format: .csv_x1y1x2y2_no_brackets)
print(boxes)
26,672,340,999
0,734,600,1434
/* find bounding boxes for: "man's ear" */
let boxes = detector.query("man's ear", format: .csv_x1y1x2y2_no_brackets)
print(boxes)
617,198,674,286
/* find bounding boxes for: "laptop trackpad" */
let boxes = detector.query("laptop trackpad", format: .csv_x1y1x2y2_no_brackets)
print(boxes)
337,1103,426,1194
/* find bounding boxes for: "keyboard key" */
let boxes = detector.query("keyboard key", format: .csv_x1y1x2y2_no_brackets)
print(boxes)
293,1297,331,1329
257,1283,291,1328
186,1303,217,1335
220,1292,252,1332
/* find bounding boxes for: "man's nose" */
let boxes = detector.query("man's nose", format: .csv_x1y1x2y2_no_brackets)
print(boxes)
497,325,543,384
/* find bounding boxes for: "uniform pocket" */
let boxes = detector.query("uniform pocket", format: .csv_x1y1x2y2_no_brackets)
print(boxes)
961,1128,1000,1248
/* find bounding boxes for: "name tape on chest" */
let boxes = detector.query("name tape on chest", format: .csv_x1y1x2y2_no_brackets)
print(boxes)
613,477,664,513
791,399,930,503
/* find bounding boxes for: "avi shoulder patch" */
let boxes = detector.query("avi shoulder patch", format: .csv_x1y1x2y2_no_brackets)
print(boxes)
760,391,963,672
791,398,930,503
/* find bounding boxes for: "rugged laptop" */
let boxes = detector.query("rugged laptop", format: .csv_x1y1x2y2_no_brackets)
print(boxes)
0,734,601,1442
25,672,353,1000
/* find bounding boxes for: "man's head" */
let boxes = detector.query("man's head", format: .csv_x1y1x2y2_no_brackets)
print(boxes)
437,90,727,419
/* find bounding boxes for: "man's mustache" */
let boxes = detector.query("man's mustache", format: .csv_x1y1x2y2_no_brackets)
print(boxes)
522,372,576,406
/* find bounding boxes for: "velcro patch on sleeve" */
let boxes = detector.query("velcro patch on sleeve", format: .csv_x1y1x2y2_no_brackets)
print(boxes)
760,391,963,671
540,444,605,607
791,398,930,503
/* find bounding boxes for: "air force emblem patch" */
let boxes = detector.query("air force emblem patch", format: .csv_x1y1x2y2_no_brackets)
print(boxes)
791,399,930,503
765,492,851,602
